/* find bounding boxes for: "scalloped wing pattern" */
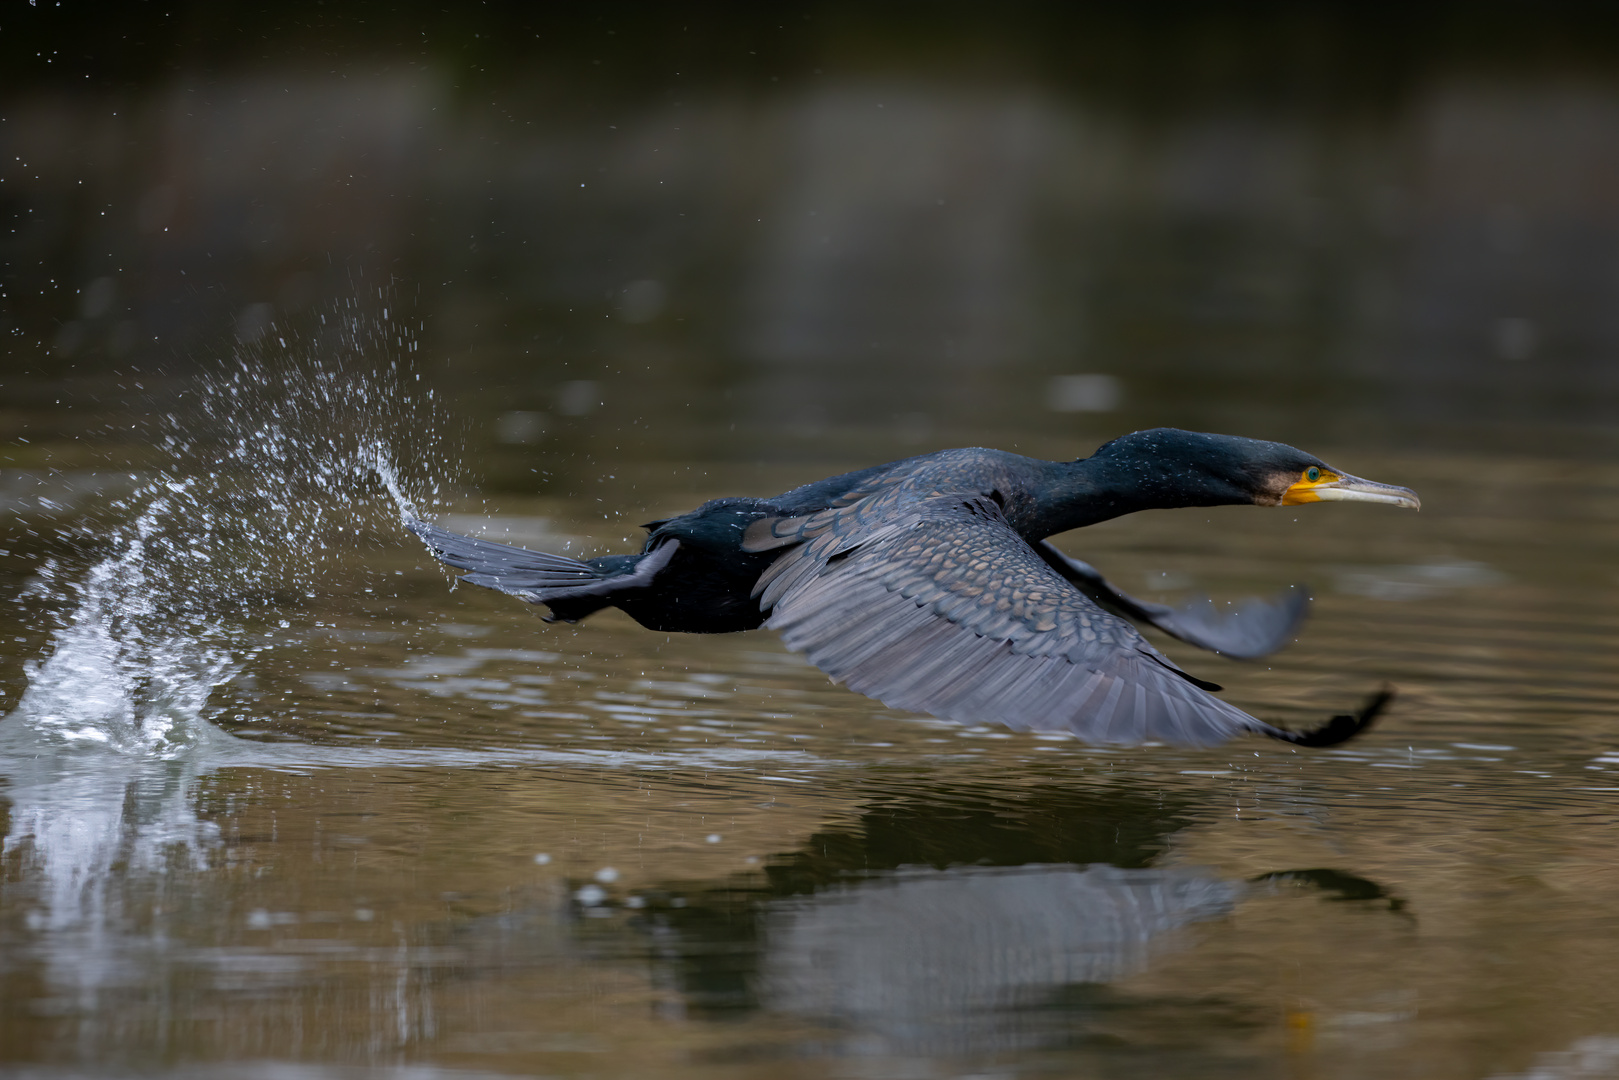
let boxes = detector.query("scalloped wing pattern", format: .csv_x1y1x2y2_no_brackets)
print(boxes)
759,493,1272,747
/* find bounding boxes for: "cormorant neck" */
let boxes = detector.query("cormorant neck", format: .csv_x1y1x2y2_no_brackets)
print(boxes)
1018,450,1251,539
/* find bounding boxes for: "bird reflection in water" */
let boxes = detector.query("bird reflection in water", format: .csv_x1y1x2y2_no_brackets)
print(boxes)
759,862,1237,1052
628,784,1402,1056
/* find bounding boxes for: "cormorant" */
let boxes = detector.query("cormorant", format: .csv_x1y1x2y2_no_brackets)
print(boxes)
408,428,1419,748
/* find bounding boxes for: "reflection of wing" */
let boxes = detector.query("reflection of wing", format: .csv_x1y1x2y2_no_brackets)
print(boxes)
747,493,1277,747
761,864,1237,1040
1037,542,1309,660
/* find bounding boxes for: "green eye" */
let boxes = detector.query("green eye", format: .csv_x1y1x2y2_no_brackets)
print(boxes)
1306,467,1321,482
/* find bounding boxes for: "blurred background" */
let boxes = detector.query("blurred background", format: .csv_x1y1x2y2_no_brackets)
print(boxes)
6,1,1619,491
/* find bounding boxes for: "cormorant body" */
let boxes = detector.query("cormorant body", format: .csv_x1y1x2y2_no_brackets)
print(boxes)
409,429,1419,748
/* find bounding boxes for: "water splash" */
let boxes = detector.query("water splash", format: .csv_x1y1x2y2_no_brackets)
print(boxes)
4,299,456,760
0,295,458,968
372,442,423,525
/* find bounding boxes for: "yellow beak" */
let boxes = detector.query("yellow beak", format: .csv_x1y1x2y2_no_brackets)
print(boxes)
1282,472,1421,510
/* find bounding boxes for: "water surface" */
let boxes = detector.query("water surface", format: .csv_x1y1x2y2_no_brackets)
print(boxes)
2,432,1617,1079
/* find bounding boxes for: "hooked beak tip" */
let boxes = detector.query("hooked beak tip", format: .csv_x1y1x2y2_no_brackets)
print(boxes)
1283,474,1421,510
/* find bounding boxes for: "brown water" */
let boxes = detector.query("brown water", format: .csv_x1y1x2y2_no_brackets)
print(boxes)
7,8,1619,1077
2,441,1617,1080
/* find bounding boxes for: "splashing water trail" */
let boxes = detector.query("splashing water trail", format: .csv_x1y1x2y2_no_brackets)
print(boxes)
7,495,237,755
0,299,458,954
2,300,457,918
372,442,424,525
6,357,451,758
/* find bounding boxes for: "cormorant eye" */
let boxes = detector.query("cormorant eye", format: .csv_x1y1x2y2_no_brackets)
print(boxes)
1305,467,1321,482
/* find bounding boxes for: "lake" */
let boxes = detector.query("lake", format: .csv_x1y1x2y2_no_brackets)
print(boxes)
4,8,1619,1078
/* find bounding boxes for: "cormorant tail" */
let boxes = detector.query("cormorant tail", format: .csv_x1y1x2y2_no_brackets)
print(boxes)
407,518,681,627
406,518,602,595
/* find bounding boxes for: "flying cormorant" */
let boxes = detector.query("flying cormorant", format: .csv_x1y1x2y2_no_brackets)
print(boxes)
408,429,1419,748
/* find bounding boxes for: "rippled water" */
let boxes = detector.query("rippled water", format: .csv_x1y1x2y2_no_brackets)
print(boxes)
12,14,1619,1066
1,356,1617,1079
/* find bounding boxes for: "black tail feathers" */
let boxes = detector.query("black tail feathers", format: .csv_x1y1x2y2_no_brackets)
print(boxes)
407,519,681,625
406,518,601,596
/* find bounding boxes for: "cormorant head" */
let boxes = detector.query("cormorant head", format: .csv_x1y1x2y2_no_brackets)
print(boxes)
1088,429,1421,511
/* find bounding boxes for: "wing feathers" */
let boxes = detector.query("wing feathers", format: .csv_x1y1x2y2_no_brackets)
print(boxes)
762,494,1276,747
1037,541,1308,660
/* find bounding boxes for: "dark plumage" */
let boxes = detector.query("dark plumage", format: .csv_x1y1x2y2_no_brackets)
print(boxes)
408,428,1419,748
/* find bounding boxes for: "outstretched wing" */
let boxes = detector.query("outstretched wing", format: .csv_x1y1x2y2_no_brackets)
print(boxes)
1036,542,1309,660
750,493,1286,747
